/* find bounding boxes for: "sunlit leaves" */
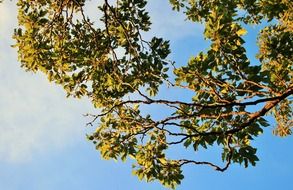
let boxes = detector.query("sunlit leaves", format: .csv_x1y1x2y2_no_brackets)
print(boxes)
11,0,293,188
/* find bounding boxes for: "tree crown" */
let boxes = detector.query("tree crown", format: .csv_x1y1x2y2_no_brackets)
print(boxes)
10,0,293,188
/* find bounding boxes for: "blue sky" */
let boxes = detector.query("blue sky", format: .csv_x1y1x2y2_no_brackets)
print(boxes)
0,1,292,189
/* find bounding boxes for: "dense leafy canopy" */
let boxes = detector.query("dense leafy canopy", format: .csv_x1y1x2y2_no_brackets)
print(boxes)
7,0,293,188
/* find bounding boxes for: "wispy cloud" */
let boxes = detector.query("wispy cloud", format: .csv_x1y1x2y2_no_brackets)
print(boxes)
146,0,203,40
0,65,92,162
0,44,94,162
0,2,94,163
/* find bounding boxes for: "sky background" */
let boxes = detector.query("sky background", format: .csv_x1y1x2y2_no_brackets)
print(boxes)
0,1,292,190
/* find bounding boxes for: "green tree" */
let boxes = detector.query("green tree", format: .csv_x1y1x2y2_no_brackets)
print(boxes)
8,0,293,188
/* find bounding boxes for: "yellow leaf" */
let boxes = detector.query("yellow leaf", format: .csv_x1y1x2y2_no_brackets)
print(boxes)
236,28,247,36
158,158,167,165
129,154,136,160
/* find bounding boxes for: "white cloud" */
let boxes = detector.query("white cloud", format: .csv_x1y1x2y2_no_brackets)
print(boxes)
0,2,16,37
0,66,93,162
146,0,203,40
0,1,95,163
0,44,95,162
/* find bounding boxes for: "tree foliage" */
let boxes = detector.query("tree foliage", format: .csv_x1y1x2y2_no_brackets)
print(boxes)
7,0,293,188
